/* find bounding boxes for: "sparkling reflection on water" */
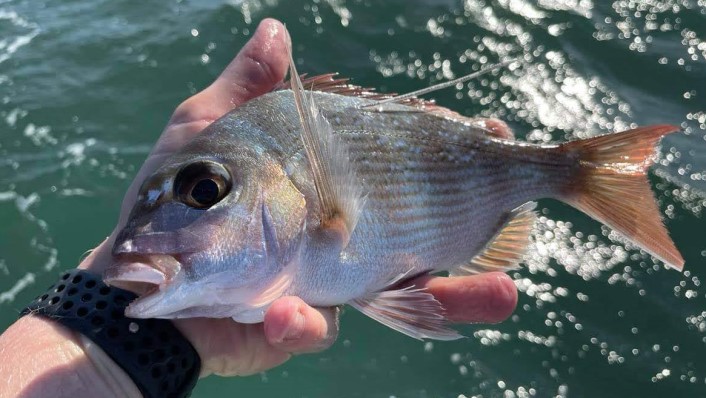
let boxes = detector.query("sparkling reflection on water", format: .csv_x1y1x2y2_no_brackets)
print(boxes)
1,0,705,397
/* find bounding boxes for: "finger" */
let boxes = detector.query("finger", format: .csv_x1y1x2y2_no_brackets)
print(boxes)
170,18,290,126
174,318,290,377
264,297,339,354
407,272,518,324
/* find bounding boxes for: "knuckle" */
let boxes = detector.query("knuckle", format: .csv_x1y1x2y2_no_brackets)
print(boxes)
242,51,278,89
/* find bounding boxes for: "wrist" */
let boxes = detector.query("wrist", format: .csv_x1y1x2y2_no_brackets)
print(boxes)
14,269,202,397
0,315,141,398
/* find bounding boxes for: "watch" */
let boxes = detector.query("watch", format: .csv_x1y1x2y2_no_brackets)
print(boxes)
21,269,201,398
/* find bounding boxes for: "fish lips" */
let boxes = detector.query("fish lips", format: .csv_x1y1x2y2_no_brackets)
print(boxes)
105,227,262,319
104,248,196,319
107,207,224,291
104,253,181,292
106,226,211,296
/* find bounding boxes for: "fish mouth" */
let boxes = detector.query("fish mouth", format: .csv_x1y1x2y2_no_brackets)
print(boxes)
104,253,182,296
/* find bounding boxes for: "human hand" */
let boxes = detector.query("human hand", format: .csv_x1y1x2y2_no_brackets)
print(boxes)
79,18,518,378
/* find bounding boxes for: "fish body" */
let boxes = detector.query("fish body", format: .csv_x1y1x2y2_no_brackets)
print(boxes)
106,65,683,339
219,91,567,301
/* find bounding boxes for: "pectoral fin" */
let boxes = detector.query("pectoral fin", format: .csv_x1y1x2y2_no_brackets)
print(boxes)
349,287,462,341
287,35,365,249
451,202,537,276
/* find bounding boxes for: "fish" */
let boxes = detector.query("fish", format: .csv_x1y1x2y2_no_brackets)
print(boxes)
104,44,684,340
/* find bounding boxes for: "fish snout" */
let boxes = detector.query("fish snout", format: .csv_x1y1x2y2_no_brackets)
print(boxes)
112,218,215,257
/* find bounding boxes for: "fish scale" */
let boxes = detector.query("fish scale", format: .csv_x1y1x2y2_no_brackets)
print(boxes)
106,71,683,340
218,91,572,298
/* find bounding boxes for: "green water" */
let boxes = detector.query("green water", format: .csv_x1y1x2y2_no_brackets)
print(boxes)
2,0,705,396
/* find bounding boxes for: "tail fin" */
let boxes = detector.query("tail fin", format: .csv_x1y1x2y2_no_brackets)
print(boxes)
559,125,684,271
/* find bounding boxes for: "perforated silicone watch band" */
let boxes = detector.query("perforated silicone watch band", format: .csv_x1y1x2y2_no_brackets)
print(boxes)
21,269,200,398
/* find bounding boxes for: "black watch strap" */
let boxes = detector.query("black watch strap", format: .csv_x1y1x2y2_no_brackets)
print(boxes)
21,269,201,398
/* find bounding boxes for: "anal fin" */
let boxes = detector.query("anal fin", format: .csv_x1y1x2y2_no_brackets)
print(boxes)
450,202,537,276
349,287,462,341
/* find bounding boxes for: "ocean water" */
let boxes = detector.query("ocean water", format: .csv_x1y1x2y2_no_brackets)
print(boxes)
1,0,705,397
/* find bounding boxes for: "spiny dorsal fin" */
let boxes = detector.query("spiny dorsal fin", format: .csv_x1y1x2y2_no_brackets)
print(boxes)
287,38,365,248
450,202,537,276
276,73,514,138
285,72,467,122
275,72,440,109
349,287,463,341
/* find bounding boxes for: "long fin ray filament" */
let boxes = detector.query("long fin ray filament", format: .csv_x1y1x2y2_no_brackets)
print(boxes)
360,59,517,109
285,29,365,247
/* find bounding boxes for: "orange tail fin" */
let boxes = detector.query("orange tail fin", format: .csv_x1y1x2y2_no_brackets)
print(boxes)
559,125,684,271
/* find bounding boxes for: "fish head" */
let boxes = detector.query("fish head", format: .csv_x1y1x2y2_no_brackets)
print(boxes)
105,136,307,320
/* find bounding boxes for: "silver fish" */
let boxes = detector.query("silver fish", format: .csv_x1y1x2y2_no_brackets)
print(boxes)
105,47,684,340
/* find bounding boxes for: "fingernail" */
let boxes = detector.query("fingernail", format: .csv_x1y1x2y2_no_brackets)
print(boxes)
498,274,515,300
283,311,305,341
490,274,517,315
261,19,278,39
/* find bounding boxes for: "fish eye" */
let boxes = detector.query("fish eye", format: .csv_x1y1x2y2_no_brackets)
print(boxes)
174,160,232,209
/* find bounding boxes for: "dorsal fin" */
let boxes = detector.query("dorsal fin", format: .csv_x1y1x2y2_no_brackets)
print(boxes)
450,202,537,276
360,60,515,109
274,72,438,109
275,73,515,139
286,38,365,249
